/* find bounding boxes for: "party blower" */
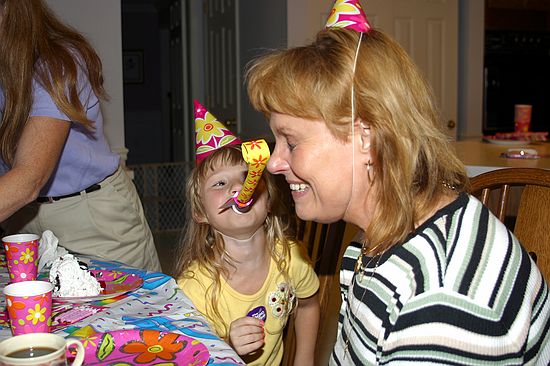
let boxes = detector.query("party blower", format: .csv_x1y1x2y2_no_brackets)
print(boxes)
219,139,270,214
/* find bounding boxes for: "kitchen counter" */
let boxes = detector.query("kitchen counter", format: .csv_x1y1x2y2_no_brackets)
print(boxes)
451,139,550,176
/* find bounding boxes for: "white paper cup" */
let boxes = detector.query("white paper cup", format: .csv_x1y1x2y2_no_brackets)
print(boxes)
0,333,84,366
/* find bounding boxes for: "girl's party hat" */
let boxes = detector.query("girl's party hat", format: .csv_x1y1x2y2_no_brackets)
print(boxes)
194,100,241,164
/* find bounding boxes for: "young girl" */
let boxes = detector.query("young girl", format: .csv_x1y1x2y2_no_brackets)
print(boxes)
175,104,319,366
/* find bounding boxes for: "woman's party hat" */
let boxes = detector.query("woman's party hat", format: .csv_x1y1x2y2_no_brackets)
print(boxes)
194,100,241,164
325,0,371,33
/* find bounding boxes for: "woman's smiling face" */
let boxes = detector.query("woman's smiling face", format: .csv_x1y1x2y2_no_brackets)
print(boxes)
267,113,356,223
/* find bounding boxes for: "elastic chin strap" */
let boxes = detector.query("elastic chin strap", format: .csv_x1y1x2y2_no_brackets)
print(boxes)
346,32,364,217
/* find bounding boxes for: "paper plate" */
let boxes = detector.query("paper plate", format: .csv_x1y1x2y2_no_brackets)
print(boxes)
70,329,210,365
482,137,531,146
53,270,143,303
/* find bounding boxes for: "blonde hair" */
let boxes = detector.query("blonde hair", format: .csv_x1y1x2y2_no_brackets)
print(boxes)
174,145,293,338
247,28,469,254
0,0,107,165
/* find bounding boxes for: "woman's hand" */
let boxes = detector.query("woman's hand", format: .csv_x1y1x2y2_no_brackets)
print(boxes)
228,316,265,355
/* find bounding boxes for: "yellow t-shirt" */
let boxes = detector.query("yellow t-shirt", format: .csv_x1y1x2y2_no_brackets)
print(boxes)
177,242,319,366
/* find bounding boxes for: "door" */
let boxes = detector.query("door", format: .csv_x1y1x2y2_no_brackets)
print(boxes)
366,0,458,138
204,0,240,135
168,0,193,162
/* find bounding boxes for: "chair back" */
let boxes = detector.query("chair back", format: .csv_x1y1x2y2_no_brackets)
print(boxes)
282,219,354,365
469,168,550,281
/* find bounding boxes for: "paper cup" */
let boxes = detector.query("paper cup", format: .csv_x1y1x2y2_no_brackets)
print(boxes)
3,281,53,336
514,104,532,133
0,333,84,366
2,234,39,282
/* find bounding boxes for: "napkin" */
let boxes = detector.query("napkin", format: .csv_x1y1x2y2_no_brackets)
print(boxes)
38,230,68,272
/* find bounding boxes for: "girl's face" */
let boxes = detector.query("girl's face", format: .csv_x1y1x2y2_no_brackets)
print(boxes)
199,161,270,239
267,113,363,223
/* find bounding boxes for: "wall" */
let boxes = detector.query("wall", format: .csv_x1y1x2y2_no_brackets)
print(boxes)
239,1,288,141
288,0,332,47
287,0,485,140
458,0,485,139
45,0,127,159
47,0,486,158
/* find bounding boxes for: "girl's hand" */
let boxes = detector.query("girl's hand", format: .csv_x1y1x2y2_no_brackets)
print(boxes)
228,316,265,355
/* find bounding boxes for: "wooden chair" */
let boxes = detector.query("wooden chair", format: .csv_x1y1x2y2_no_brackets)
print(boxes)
469,168,550,282
282,219,353,365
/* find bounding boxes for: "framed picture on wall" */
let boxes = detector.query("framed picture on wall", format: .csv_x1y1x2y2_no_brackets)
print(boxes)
122,50,143,84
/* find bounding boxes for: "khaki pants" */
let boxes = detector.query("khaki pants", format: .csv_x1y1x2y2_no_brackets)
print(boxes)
1,166,162,272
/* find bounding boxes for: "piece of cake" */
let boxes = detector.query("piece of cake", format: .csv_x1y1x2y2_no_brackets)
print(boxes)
49,254,102,297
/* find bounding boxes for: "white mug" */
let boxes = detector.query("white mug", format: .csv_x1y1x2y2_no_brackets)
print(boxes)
0,333,84,366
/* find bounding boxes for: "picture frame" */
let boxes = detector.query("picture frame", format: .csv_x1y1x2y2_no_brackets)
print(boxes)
122,50,144,84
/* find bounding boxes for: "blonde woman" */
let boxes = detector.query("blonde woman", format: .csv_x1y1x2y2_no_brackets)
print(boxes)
246,24,550,366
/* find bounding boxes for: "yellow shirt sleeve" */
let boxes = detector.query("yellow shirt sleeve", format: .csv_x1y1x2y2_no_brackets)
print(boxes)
288,242,319,299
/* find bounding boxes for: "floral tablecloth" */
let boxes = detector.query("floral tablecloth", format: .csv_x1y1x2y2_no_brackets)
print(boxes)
0,254,244,366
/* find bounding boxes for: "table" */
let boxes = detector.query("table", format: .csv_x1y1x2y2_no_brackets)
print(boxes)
451,139,550,176
0,254,244,365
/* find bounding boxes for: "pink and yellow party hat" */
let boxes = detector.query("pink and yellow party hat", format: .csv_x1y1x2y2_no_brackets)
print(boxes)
194,100,241,164
325,0,371,33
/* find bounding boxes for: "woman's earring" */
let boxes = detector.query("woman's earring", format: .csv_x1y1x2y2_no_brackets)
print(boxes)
366,160,374,184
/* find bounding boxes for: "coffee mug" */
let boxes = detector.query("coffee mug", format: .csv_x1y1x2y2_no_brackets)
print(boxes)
0,333,84,366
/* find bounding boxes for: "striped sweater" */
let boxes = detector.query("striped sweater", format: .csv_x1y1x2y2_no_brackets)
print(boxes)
330,193,550,365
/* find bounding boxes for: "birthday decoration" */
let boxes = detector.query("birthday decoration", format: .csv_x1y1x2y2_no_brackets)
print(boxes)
219,139,270,214
325,0,371,33
194,100,241,164
247,306,267,322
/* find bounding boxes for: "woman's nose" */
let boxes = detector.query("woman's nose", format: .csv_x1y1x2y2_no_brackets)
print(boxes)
267,144,288,175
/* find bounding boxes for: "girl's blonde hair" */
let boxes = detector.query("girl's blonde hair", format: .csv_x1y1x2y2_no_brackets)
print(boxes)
247,28,469,254
174,145,293,338
0,0,107,165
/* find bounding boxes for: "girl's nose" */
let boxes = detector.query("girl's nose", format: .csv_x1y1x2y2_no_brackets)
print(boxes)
230,181,243,195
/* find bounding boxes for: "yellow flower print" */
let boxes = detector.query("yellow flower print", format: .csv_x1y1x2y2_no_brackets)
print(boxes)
251,155,269,169
26,304,46,325
326,0,361,27
71,325,99,339
19,248,35,264
195,112,226,144
81,334,99,348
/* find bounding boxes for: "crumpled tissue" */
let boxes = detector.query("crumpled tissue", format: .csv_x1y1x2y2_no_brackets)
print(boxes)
38,230,68,272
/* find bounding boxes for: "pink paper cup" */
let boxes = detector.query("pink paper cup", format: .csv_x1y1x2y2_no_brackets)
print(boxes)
514,104,532,133
3,280,53,336
2,234,39,282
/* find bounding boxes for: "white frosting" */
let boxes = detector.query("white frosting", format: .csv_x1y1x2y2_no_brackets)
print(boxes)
49,254,102,297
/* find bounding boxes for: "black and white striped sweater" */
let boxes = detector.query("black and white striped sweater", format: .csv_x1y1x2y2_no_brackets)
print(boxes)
331,193,550,365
